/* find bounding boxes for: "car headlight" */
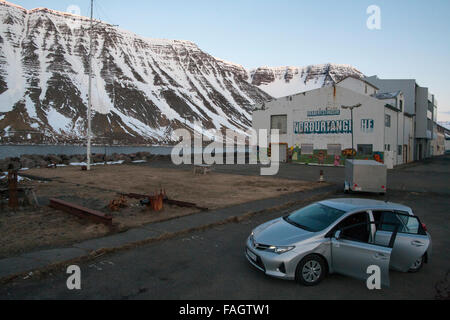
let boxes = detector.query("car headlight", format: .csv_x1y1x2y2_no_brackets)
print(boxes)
268,245,295,254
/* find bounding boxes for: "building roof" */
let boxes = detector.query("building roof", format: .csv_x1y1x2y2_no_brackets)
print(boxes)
437,123,450,134
375,91,402,100
337,76,379,90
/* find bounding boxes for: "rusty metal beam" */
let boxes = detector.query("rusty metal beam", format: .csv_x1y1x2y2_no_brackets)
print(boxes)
49,198,113,226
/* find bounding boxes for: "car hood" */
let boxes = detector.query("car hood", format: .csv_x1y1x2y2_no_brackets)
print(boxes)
253,218,313,246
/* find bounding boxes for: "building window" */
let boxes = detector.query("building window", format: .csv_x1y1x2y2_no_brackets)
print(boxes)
301,144,314,155
385,144,391,152
399,100,403,112
271,115,287,134
327,144,342,156
398,145,403,155
385,114,391,128
358,144,373,155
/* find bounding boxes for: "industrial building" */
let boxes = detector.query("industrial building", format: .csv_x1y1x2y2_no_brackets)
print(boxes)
252,76,413,168
365,76,439,161
435,124,449,155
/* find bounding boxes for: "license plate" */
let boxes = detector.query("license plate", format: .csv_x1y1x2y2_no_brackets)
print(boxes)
247,249,257,262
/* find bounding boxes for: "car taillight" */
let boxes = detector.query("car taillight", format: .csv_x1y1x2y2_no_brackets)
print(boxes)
382,186,385,189
422,223,428,232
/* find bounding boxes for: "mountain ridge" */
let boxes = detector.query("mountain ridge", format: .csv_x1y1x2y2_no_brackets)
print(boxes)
249,64,364,98
0,0,364,145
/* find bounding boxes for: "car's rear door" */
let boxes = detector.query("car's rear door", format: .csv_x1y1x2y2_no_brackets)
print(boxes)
331,222,394,288
372,211,430,272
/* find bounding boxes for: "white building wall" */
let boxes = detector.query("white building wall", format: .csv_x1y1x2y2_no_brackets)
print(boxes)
253,86,386,154
445,139,450,153
384,107,399,166
381,95,407,166
404,116,415,163
337,77,378,96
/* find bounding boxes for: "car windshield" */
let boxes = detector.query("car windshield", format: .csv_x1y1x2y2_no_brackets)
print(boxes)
285,203,345,232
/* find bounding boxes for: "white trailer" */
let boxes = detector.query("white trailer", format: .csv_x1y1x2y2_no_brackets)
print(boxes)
344,160,387,194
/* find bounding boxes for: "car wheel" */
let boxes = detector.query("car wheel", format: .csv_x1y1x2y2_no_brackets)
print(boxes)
296,255,326,286
408,255,425,273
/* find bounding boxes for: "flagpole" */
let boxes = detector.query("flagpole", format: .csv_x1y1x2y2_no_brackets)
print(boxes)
87,0,94,171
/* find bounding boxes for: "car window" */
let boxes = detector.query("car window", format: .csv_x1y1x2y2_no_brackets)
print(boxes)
395,212,421,234
381,211,403,232
373,211,422,235
337,222,397,249
337,212,368,229
286,203,345,232
337,212,370,243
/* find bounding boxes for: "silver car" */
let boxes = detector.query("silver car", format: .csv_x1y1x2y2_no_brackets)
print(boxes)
245,198,432,287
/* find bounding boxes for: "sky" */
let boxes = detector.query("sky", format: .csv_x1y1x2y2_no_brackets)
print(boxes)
11,0,450,122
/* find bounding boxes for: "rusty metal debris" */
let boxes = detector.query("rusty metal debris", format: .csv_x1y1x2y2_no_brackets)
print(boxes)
108,195,128,212
120,191,208,212
141,191,164,212
1,169,39,209
132,190,165,212
49,198,113,226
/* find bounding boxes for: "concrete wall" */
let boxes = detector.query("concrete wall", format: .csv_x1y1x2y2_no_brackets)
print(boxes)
384,107,404,166
404,115,415,163
433,131,446,156
416,86,430,139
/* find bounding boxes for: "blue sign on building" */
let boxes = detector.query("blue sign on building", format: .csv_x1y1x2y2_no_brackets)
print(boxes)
361,119,375,133
294,120,353,135
307,109,341,117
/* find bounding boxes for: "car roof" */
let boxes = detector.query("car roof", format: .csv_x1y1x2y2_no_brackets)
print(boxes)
320,198,412,213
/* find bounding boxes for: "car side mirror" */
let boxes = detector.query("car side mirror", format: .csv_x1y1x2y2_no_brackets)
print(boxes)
334,230,342,240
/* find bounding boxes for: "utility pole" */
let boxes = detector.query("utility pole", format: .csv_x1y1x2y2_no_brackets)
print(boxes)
87,0,94,171
341,104,362,159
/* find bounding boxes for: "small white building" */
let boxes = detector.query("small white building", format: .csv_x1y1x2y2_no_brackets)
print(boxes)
446,133,450,154
252,77,413,167
434,124,448,156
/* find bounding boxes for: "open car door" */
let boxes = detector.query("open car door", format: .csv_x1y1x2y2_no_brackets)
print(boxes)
331,222,398,288
372,211,430,272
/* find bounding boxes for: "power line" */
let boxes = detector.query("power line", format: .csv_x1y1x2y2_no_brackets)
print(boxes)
94,0,119,28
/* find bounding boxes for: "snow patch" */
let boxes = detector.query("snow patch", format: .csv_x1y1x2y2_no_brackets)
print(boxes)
46,108,72,133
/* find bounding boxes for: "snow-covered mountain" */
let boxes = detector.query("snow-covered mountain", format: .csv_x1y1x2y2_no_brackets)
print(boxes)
249,64,364,98
0,0,271,144
0,1,365,145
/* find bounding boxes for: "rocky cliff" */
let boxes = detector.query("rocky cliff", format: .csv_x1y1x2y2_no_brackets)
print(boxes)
0,0,271,144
